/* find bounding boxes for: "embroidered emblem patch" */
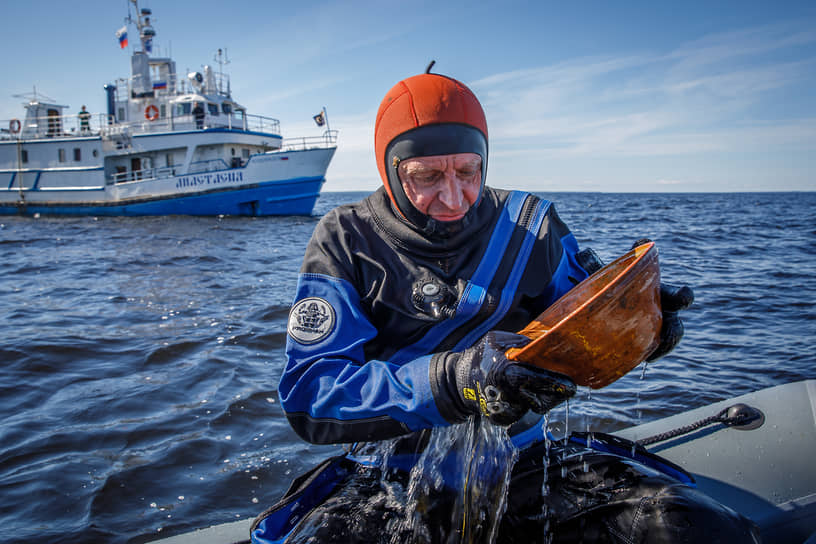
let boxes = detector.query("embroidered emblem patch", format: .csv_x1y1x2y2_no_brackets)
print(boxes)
288,297,336,344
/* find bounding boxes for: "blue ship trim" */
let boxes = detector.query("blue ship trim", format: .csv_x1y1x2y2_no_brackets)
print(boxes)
4,171,47,190
2,167,106,189
0,176,325,217
132,127,283,140
0,135,101,146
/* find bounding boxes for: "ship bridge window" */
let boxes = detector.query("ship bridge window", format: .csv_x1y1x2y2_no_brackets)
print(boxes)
177,103,192,115
207,103,219,116
222,103,232,114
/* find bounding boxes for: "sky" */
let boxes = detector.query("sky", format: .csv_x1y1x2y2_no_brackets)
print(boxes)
2,0,814,193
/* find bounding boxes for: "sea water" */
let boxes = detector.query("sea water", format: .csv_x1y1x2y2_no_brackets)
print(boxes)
379,419,517,544
0,191,814,543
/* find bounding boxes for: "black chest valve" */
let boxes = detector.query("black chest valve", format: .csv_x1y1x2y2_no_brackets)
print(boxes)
412,278,456,319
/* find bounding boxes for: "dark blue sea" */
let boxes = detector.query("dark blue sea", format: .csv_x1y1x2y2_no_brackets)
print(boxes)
1,192,814,543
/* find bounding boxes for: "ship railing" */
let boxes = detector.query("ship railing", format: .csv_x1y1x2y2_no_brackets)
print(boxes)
179,112,279,134
98,112,281,136
110,165,177,184
3,109,281,142
113,74,181,102
281,130,338,151
188,159,231,174
108,159,235,185
114,72,231,99
1,113,108,140
241,114,280,134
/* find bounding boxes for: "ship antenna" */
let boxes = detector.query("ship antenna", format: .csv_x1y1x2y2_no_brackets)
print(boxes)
214,48,231,96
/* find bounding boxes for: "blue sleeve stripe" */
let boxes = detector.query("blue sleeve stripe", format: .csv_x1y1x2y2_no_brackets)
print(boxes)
391,191,528,362
453,199,551,350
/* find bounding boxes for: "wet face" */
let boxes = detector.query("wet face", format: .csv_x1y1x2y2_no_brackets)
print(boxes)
397,153,482,222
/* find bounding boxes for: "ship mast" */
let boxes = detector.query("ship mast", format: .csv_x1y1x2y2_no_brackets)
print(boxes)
129,0,156,55
214,48,231,97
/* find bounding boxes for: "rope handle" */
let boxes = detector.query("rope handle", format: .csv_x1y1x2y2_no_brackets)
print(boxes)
637,403,764,446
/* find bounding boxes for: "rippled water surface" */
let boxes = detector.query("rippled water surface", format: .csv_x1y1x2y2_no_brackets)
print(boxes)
1,192,814,543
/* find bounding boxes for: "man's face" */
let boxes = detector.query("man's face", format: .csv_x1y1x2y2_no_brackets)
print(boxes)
397,153,482,222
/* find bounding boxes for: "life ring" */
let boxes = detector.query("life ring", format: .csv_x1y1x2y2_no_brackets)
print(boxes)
144,105,159,121
9,118,21,134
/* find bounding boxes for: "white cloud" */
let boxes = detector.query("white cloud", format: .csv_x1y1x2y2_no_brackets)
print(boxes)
467,21,816,166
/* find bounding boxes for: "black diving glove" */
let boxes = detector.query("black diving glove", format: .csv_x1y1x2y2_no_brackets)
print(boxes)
627,239,694,361
430,331,577,426
646,282,694,361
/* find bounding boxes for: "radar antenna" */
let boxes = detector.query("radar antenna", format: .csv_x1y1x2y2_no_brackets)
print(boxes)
12,86,56,104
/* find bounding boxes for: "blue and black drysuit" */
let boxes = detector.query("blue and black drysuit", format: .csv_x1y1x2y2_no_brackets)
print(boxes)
256,186,760,544
279,186,586,444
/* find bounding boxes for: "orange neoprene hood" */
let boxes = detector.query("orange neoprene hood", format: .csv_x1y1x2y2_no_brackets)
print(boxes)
374,73,489,233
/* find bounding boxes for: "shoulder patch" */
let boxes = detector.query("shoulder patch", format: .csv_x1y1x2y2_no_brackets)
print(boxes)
288,297,336,344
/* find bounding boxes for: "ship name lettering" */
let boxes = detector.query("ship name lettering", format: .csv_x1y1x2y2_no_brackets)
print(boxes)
176,171,244,189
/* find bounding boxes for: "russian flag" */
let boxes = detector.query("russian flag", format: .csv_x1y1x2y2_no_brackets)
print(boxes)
153,81,167,90
116,26,128,49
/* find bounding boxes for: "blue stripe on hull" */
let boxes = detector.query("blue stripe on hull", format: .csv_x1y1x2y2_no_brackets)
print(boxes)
0,177,325,217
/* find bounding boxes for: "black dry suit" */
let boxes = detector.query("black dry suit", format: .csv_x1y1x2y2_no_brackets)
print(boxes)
256,187,761,543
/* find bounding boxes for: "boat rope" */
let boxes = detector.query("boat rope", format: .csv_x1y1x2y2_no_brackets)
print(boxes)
636,403,764,446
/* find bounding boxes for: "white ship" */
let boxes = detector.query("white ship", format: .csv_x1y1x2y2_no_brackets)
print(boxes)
0,2,337,216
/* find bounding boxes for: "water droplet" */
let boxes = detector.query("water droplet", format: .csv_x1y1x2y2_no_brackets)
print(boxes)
639,362,648,380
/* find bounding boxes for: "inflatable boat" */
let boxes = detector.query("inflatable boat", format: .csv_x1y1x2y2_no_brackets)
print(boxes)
149,380,816,544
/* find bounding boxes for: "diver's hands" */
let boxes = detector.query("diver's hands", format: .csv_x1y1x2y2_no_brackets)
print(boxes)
647,282,694,361
627,239,695,361
433,331,576,426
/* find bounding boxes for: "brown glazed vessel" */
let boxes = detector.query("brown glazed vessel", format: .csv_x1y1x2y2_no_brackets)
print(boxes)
506,242,662,389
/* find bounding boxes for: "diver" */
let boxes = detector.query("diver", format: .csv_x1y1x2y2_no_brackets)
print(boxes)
253,67,761,543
